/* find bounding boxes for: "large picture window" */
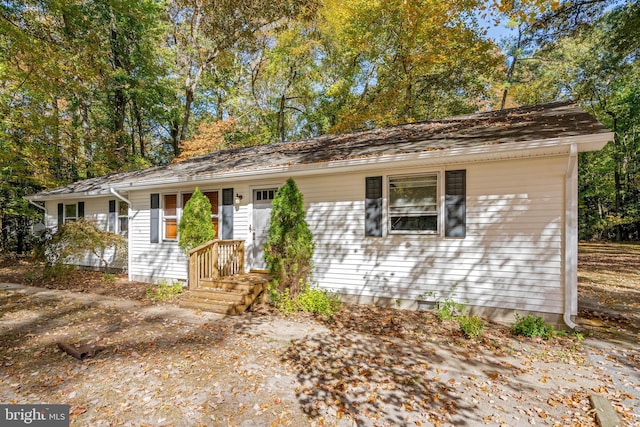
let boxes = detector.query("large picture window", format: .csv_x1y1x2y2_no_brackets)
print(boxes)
389,173,439,233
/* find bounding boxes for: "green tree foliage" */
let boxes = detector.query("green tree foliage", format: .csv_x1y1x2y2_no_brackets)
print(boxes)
316,0,502,133
178,188,216,253
264,178,315,298
42,219,127,274
504,1,640,240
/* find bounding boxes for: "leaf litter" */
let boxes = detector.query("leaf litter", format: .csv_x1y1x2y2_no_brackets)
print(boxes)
0,245,638,426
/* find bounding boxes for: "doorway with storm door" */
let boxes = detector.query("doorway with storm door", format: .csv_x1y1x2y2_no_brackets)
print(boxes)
252,188,277,270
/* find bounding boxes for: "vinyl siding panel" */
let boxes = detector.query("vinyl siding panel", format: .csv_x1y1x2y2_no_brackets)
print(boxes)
128,183,249,283
123,155,567,315
294,156,566,315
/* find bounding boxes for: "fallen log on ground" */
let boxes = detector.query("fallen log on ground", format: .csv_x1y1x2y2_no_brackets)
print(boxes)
57,342,104,360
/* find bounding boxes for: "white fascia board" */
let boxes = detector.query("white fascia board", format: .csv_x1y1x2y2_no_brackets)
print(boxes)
112,132,614,192
26,190,116,202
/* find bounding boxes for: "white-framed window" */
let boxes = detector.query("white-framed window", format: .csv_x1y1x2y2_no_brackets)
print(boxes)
163,194,178,240
108,200,129,234
64,204,78,222
118,201,128,234
388,173,439,233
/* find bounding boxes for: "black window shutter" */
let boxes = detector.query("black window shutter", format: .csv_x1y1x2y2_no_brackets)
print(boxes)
150,193,160,243
445,170,466,238
57,203,64,226
108,200,116,232
78,202,85,218
221,188,234,240
365,176,383,237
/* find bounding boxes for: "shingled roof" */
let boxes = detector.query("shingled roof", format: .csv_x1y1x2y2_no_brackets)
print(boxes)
30,101,611,198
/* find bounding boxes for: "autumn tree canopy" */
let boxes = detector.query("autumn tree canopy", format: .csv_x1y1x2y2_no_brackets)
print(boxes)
1,0,639,251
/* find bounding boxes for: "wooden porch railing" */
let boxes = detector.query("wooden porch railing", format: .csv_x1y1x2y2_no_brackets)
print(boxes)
188,240,245,290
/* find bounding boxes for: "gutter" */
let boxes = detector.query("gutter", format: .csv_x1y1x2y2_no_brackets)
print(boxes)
110,188,132,282
28,199,47,215
110,187,131,205
564,144,578,329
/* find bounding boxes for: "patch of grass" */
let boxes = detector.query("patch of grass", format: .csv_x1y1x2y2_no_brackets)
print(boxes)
103,273,116,283
511,313,556,340
146,280,184,301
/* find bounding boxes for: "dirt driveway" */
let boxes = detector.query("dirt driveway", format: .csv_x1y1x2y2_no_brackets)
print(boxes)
0,244,638,426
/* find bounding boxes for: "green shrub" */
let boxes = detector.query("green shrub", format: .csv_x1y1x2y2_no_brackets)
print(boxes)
178,187,216,254
42,219,126,275
435,298,467,321
297,285,342,318
147,280,184,301
511,313,556,339
264,178,315,299
269,282,342,319
458,314,485,338
103,273,116,283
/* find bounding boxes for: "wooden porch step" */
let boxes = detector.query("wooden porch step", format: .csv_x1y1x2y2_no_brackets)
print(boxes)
180,273,269,315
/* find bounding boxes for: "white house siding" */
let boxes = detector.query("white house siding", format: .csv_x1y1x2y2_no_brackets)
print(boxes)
296,155,567,316
43,197,125,270
128,183,251,283
124,155,568,316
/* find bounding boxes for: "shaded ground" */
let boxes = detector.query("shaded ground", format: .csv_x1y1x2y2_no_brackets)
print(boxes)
0,245,638,426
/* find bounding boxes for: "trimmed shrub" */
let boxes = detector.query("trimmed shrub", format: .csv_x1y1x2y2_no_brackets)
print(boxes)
178,187,216,254
264,178,315,299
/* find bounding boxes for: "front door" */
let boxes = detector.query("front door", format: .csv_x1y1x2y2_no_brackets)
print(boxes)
252,188,277,269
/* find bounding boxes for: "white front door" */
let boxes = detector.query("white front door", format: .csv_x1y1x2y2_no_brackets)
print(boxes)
252,188,277,270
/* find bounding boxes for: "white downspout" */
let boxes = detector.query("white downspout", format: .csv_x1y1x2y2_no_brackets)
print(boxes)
564,144,578,329
110,188,132,281
28,199,47,215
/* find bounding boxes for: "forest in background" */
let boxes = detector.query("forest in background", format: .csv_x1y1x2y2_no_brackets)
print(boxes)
1,0,639,253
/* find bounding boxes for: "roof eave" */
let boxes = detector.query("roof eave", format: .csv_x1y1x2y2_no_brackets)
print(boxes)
28,131,613,198
111,132,613,191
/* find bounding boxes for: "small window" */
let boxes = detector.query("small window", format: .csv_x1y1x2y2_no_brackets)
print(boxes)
64,204,77,222
164,194,177,240
118,201,128,234
389,173,439,233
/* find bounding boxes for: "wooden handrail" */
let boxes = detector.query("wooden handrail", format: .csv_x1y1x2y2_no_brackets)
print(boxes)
188,240,245,289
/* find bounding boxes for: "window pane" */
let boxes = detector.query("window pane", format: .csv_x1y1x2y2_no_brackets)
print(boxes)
119,217,129,233
389,176,437,213
118,201,128,216
164,194,177,216
389,174,439,233
212,218,218,236
64,204,77,219
204,192,219,215
165,219,177,239
182,193,192,207
391,215,438,231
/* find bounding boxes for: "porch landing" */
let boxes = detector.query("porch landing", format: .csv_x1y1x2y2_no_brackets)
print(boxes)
180,272,270,315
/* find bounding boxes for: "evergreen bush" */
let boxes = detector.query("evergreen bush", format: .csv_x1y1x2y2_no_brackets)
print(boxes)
264,178,315,298
178,187,216,254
